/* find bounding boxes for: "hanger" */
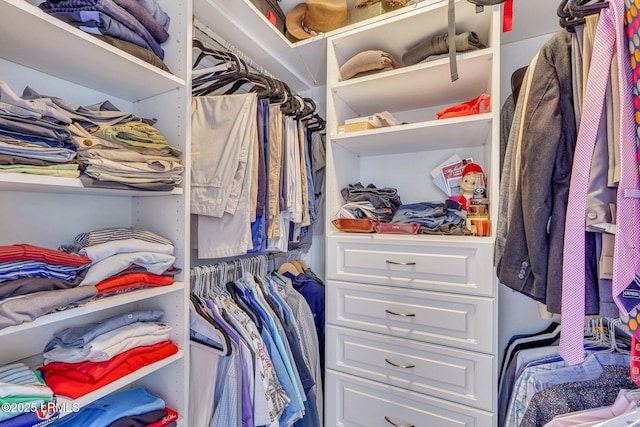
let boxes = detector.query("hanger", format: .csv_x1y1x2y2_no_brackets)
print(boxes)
306,113,326,133
569,0,608,18
189,294,232,356
290,259,307,273
226,281,264,332
557,0,585,31
277,261,302,276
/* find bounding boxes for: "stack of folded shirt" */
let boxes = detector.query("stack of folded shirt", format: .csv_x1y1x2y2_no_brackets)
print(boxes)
0,244,97,329
0,363,55,425
0,82,80,178
38,0,172,71
75,122,184,191
0,81,184,191
61,227,178,298
45,387,178,426
39,311,178,399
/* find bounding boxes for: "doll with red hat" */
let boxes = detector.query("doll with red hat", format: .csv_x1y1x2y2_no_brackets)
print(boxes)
452,162,485,210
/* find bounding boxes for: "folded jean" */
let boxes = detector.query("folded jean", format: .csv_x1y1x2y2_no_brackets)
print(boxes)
341,182,402,211
39,0,165,59
111,0,169,44
418,223,472,235
402,31,485,66
91,34,170,72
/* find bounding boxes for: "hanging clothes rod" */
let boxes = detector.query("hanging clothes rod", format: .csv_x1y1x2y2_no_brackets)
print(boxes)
193,17,275,79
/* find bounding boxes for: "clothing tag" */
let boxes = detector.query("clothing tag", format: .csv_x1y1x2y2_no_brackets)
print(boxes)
503,0,513,32
624,289,640,299
266,10,277,26
619,275,640,313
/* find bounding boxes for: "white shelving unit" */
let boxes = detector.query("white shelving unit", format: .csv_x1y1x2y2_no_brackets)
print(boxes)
324,0,501,425
192,0,462,92
0,0,191,421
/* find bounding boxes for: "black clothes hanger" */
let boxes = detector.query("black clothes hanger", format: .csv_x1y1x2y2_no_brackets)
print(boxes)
557,0,585,31
569,0,608,18
225,281,264,333
189,294,232,356
306,113,326,133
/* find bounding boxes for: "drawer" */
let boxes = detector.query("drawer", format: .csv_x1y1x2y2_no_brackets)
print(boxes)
327,280,495,353
327,236,495,297
326,370,495,427
327,325,495,411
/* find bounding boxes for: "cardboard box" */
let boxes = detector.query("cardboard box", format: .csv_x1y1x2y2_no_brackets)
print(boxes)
337,121,376,134
344,115,376,125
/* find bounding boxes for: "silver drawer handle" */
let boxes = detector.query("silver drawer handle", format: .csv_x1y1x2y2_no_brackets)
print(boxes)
386,260,417,266
385,358,415,369
385,309,416,317
385,416,415,427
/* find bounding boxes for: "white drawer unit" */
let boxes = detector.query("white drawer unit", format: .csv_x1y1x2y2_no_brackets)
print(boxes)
327,370,495,427
323,0,501,423
327,325,494,410
327,280,495,353
327,236,495,297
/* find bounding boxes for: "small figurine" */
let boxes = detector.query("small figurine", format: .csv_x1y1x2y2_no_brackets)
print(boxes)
458,162,485,210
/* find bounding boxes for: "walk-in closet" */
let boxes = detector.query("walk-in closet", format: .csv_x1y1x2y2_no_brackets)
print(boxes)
0,0,638,426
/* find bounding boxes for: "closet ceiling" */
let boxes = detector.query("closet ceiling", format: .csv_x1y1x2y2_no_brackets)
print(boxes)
193,0,560,92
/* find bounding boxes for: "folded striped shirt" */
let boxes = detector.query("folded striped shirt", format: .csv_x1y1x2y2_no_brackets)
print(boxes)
0,261,87,283
0,244,92,267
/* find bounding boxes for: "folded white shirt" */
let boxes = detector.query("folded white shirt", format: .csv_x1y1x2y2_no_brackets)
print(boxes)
80,251,175,286
43,321,172,364
80,238,174,264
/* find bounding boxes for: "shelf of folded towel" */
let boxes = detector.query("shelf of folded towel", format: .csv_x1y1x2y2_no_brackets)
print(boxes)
0,0,184,102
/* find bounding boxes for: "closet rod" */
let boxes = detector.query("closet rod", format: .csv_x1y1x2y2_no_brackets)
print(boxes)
193,17,275,79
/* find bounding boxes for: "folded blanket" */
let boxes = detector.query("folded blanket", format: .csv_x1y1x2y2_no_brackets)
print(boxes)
339,50,401,81
402,31,485,66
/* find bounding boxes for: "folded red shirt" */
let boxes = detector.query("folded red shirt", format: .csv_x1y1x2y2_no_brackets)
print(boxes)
0,244,92,267
95,272,174,296
40,341,178,399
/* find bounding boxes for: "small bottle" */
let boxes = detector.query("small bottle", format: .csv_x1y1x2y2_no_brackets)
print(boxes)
467,173,490,236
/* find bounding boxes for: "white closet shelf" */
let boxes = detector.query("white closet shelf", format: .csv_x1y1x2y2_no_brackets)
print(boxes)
0,0,185,102
0,172,183,196
331,113,492,156
55,350,184,415
327,230,495,244
193,0,456,91
0,283,185,338
330,50,493,115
